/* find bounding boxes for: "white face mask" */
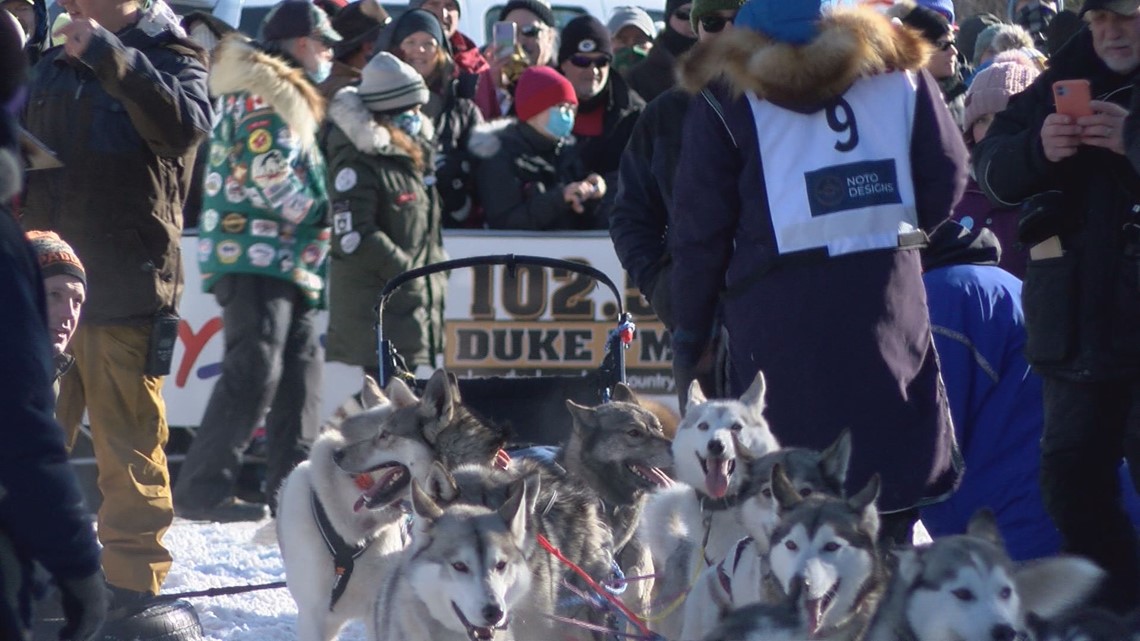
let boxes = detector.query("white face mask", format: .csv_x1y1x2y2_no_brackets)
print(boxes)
395,110,424,137
308,58,332,84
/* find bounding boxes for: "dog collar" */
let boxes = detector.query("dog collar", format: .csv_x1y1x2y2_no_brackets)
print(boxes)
696,487,743,512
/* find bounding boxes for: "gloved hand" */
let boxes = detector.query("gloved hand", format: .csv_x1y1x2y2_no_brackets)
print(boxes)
56,570,108,641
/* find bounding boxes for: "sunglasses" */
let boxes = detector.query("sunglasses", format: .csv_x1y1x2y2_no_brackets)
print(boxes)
936,39,956,51
519,24,542,38
673,9,691,21
699,14,733,32
568,54,611,68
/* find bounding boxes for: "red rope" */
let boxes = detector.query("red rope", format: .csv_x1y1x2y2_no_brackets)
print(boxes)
535,533,654,638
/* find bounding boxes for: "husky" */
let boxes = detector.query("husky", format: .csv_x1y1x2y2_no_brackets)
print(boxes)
428,458,616,641
374,479,535,641
335,369,510,476
277,378,415,641
639,371,780,639
679,432,852,641
862,510,1105,641
1027,607,1140,641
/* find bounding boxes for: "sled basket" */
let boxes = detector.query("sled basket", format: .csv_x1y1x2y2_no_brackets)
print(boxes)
375,254,635,447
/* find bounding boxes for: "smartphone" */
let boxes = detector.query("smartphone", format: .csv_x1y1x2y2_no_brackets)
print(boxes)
1053,79,1093,118
492,20,517,60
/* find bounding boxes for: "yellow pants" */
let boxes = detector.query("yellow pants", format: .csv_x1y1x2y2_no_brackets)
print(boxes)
57,324,173,595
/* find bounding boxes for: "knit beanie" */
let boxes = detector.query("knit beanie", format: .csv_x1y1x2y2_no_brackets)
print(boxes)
390,8,447,52
734,0,823,45
898,3,953,43
957,13,1000,64
498,0,555,27
558,15,611,64
359,52,430,113
409,0,459,16
690,0,746,33
665,0,688,18
514,65,577,122
963,51,1040,136
916,0,955,23
26,231,86,288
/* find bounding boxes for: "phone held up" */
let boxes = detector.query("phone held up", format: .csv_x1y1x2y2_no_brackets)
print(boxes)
493,20,517,60
1052,79,1093,119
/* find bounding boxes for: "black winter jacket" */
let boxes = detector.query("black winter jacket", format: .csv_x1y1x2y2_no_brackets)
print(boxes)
573,71,644,222
974,29,1140,381
425,74,485,227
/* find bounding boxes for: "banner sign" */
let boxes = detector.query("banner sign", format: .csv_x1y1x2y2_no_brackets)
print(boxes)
165,230,675,426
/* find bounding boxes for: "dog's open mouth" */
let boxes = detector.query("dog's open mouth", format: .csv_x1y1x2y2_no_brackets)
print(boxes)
451,602,507,641
804,579,840,638
351,462,411,513
697,453,736,499
626,462,673,488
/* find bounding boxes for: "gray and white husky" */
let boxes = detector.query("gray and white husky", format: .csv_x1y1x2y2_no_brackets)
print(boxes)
639,371,780,639
679,432,852,641
277,378,413,641
373,479,535,641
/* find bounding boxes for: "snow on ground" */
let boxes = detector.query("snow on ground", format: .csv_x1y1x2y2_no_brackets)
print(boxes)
161,517,366,641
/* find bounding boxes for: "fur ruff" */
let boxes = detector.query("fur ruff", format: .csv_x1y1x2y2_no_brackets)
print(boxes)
327,87,436,156
209,35,325,149
466,118,515,160
679,6,931,110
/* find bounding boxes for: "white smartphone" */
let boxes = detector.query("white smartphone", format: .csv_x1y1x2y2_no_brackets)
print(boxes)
492,20,517,59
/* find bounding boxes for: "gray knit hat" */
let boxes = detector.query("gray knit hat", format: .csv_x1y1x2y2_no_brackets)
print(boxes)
358,52,430,113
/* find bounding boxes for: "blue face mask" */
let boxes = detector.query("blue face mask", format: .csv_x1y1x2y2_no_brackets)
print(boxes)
308,58,333,84
544,105,575,139
394,111,424,138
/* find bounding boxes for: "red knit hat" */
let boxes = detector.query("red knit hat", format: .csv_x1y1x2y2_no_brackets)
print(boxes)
514,66,577,123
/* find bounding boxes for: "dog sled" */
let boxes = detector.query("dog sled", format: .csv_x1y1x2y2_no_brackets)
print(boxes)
375,254,637,448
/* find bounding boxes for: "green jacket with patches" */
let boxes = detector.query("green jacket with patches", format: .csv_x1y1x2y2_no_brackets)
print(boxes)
321,87,447,368
198,36,331,309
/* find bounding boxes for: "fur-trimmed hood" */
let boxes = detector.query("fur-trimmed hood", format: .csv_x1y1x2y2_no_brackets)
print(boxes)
209,35,325,149
327,87,435,155
679,6,931,111
466,118,514,160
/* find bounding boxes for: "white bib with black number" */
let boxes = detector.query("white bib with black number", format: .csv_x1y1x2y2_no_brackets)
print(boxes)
749,70,920,257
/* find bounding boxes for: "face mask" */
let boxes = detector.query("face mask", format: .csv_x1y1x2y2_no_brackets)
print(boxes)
545,106,575,139
308,58,332,84
394,111,424,138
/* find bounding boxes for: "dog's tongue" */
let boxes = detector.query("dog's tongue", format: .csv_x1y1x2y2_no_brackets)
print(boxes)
353,466,405,512
705,456,730,498
643,466,673,488
806,598,824,637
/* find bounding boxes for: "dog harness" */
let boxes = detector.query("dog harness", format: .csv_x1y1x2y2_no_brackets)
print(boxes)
715,536,754,602
311,491,375,611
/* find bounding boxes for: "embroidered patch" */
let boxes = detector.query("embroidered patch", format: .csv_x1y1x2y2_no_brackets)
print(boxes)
247,243,275,267
208,142,226,167
278,247,295,272
216,240,242,264
395,191,416,205
251,219,279,237
334,168,358,192
197,238,213,262
224,179,246,204
222,213,247,234
200,209,219,232
578,39,597,52
333,211,352,235
340,231,362,254
248,128,272,154
301,243,322,265
282,193,315,224
251,150,289,190
204,172,222,197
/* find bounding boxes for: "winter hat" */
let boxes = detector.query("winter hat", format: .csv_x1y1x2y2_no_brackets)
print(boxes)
897,3,953,43
665,0,689,19
389,8,447,51
607,6,656,40
359,51,430,113
916,0,955,24
558,15,611,64
514,65,577,122
957,12,1000,60
963,51,1040,136
734,0,823,45
690,0,746,33
409,0,459,15
26,231,86,288
332,0,390,59
498,0,555,27
261,0,342,45
1080,0,1139,15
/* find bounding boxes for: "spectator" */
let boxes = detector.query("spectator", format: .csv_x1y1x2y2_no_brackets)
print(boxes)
410,0,488,75
672,0,965,542
386,8,484,227
973,0,1140,614
18,0,211,620
1046,9,1084,57
2,0,45,62
625,0,696,102
892,0,967,127
975,23,1043,73
609,0,742,330
607,6,656,76
957,12,1000,84
173,0,337,522
318,0,390,99
472,0,556,119
1009,0,1058,49
324,52,447,374
0,18,106,640
557,15,643,221
24,232,86,382
955,50,1040,279
469,66,606,230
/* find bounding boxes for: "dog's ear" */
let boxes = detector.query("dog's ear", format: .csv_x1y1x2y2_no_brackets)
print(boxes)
818,429,852,494
612,383,641,406
419,369,455,437
1015,556,1104,620
410,479,444,521
386,377,420,409
771,464,801,513
686,380,707,412
892,547,924,585
739,370,767,418
361,375,388,409
965,509,1004,547
565,400,598,432
499,477,531,548
426,461,458,504
446,371,462,402
849,474,881,539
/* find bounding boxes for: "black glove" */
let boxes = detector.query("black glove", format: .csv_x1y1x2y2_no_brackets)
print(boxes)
57,570,108,641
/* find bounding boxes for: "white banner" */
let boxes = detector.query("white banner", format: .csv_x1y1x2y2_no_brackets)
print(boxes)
164,230,675,427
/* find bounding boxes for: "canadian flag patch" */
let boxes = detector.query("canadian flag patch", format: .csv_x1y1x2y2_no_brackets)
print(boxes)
396,192,417,205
